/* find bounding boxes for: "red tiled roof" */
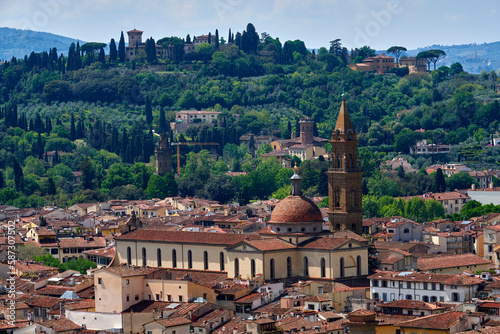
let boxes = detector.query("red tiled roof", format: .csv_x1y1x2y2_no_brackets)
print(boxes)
235,292,263,303
269,195,323,224
155,317,191,328
38,317,81,331
399,311,465,330
115,229,260,245
245,239,295,251
418,253,490,271
380,300,446,310
368,271,483,285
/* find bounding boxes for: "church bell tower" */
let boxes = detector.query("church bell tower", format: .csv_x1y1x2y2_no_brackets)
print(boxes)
155,133,172,175
327,98,363,235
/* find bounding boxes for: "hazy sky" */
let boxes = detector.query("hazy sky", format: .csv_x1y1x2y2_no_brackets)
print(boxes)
1,0,499,50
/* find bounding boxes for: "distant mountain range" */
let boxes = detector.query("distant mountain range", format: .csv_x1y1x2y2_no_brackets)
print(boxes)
404,42,500,74
0,27,498,74
0,27,84,61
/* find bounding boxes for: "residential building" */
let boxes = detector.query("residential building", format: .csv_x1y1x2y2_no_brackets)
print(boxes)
385,219,423,242
239,134,279,152
369,271,483,303
399,57,427,73
417,253,490,274
469,171,493,189
410,140,450,155
421,192,470,215
483,225,500,263
423,231,473,254
172,110,221,133
348,54,395,74
398,311,471,334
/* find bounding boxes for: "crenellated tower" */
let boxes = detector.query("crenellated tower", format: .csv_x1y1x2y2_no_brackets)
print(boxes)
327,98,363,235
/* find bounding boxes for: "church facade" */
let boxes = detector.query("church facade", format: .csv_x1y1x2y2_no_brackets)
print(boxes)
115,99,368,282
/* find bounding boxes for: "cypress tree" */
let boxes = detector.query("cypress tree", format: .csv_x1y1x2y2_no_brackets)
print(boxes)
186,34,191,44
13,157,24,193
208,33,212,45
158,106,167,133
287,120,292,137
121,128,128,162
215,29,219,49
47,177,56,195
145,96,153,125
0,170,4,189
434,168,446,193
70,114,76,140
37,132,43,159
111,126,119,155
98,48,105,65
109,38,118,62
118,31,126,62
228,28,232,43
295,119,300,138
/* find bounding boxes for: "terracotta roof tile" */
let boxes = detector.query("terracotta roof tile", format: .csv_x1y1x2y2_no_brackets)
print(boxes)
418,254,490,271
38,317,81,331
155,317,191,328
116,229,260,245
269,195,323,224
399,311,465,330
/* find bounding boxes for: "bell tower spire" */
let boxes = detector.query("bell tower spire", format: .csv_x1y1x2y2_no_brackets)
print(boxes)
327,97,363,235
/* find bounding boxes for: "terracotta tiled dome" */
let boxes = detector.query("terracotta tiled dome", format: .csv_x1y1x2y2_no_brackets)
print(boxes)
269,195,323,224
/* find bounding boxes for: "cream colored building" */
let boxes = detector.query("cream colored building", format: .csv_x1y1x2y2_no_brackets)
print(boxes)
115,171,369,283
94,266,221,314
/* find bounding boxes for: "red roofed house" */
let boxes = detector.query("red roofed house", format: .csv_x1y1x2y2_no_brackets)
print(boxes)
398,311,471,334
417,253,490,274
369,271,483,303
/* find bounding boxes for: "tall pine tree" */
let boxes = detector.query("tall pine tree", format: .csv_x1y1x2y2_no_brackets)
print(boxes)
118,31,126,62
109,38,118,62
145,96,153,125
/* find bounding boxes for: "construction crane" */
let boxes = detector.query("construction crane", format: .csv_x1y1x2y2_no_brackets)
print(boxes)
171,142,219,175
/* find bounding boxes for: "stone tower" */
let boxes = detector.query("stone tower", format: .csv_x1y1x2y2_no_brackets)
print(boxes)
155,133,172,175
127,29,143,47
327,98,363,235
299,118,314,145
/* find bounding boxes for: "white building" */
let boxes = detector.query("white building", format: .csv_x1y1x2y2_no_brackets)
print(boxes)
368,271,482,303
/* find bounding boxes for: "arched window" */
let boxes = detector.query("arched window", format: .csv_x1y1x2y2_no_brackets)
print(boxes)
452,293,460,302
172,249,177,268
335,223,341,230
335,187,341,207
321,258,326,278
157,248,162,267
127,246,131,266
203,251,209,270
270,258,275,279
251,259,256,278
303,257,309,277
287,257,292,277
348,153,353,168
356,255,362,276
406,294,412,300
430,296,437,302
220,252,225,271
340,257,345,278
351,223,357,231
142,247,146,267
234,258,239,278
337,154,341,168
188,250,193,269
350,189,356,208
422,295,429,302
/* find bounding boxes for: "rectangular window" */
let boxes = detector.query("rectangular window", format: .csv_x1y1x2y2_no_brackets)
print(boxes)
156,294,160,301
179,295,183,302
98,278,102,284
432,283,436,290
440,284,444,291
135,295,139,301
126,296,129,302
126,279,129,285
407,282,411,289
423,282,428,290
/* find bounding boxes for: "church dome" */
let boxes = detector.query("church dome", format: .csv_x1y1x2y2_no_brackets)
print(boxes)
269,195,323,224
